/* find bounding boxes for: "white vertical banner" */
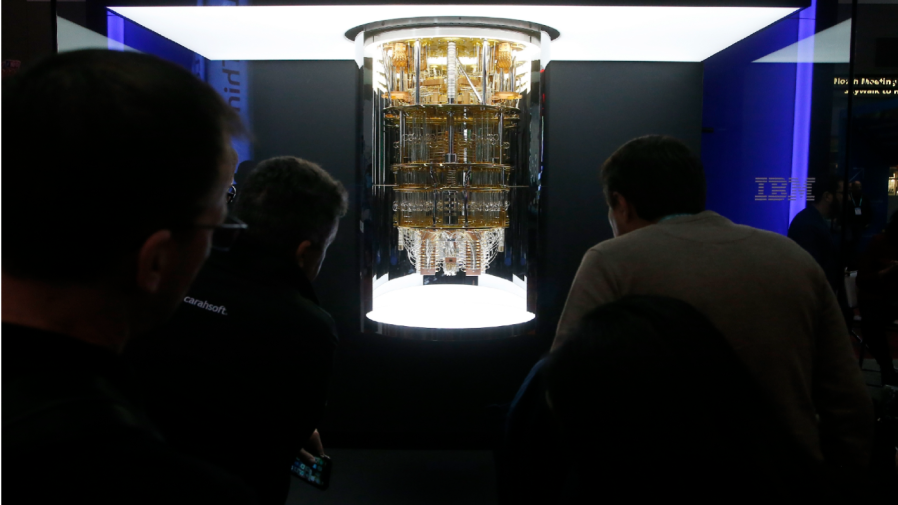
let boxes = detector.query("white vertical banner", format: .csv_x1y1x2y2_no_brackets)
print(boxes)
355,30,365,69
200,0,253,168
540,30,551,70
789,1,817,223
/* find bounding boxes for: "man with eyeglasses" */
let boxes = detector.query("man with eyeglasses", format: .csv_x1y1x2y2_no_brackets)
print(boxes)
2,50,254,503
125,156,347,505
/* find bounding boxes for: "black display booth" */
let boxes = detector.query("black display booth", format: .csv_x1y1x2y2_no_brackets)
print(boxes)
248,58,703,447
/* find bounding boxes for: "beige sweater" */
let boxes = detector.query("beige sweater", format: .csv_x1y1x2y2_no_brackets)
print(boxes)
554,211,873,468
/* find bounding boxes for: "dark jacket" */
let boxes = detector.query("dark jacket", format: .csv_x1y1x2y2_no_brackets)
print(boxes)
2,323,256,505
846,194,874,237
788,205,841,294
124,240,339,505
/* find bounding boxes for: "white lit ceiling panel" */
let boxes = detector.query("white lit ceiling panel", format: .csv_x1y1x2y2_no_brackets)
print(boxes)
108,5,799,62
754,18,851,63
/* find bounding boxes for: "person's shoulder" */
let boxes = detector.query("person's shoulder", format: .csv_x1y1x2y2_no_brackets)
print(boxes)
286,293,339,342
788,207,825,233
220,278,338,348
193,260,334,331
729,220,826,267
737,222,801,247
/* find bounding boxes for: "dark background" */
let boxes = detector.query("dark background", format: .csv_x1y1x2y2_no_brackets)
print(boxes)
249,59,704,446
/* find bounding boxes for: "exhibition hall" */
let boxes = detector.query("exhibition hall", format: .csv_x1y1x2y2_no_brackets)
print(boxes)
3,0,897,503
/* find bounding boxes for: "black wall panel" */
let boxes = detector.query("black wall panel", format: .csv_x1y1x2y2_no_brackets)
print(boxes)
251,60,361,340
539,61,704,337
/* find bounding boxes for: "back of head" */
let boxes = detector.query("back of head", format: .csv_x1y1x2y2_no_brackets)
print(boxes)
234,156,348,258
234,160,258,188
811,171,842,202
542,296,816,497
543,297,740,457
2,50,244,283
601,135,705,220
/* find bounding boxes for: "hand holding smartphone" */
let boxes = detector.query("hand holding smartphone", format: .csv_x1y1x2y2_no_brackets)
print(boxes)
290,454,331,490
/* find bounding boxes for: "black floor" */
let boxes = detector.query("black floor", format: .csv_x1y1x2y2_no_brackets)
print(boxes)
286,449,498,505
285,358,897,505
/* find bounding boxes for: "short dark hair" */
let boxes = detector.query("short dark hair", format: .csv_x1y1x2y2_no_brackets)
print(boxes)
2,50,244,282
234,160,258,188
234,157,348,257
811,172,843,202
601,135,705,221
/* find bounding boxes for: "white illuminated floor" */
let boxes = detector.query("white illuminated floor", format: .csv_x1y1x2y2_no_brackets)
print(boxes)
366,274,534,329
109,5,798,62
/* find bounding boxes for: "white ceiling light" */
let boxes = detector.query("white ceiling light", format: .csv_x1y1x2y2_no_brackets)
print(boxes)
754,19,851,63
58,17,139,53
109,5,798,62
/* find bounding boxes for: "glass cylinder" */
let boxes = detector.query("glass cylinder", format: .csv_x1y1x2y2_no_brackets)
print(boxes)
361,25,541,338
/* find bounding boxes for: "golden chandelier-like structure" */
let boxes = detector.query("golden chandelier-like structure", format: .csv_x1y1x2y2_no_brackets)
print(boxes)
379,37,526,276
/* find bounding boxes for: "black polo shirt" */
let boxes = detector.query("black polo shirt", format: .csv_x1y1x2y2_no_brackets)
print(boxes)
2,323,256,504
124,240,338,505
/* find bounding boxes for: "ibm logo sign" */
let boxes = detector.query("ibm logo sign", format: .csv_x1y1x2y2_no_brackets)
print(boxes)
755,177,815,202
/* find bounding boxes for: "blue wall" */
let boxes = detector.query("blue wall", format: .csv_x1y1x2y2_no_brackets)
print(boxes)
120,16,195,72
702,11,803,234
108,8,252,170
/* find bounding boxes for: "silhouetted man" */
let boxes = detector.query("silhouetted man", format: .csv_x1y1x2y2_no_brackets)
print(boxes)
2,50,254,504
788,174,845,294
126,157,348,505
555,136,873,478
846,180,874,269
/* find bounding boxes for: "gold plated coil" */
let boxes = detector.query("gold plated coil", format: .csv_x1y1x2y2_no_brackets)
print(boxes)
392,42,408,70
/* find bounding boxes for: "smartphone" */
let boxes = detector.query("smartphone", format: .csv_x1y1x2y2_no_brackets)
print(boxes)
290,455,331,490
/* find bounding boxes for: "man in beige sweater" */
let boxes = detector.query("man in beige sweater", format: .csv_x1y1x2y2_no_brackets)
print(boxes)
554,135,873,470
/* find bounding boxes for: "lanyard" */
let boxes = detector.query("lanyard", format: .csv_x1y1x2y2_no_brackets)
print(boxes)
658,213,694,223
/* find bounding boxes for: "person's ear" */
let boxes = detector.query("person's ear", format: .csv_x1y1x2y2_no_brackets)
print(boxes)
136,230,176,294
296,240,314,268
612,192,635,222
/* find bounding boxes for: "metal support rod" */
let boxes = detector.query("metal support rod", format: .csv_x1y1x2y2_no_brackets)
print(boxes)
414,40,421,105
481,39,489,104
399,111,406,162
457,57,482,105
383,50,394,108
447,41,457,104
446,111,457,162
497,111,504,163
510,56,516,91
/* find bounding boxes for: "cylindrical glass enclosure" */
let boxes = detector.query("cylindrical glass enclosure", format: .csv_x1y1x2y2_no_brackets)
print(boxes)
359,20,545,337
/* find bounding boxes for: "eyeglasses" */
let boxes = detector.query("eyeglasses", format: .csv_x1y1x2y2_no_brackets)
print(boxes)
191,214,248,252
